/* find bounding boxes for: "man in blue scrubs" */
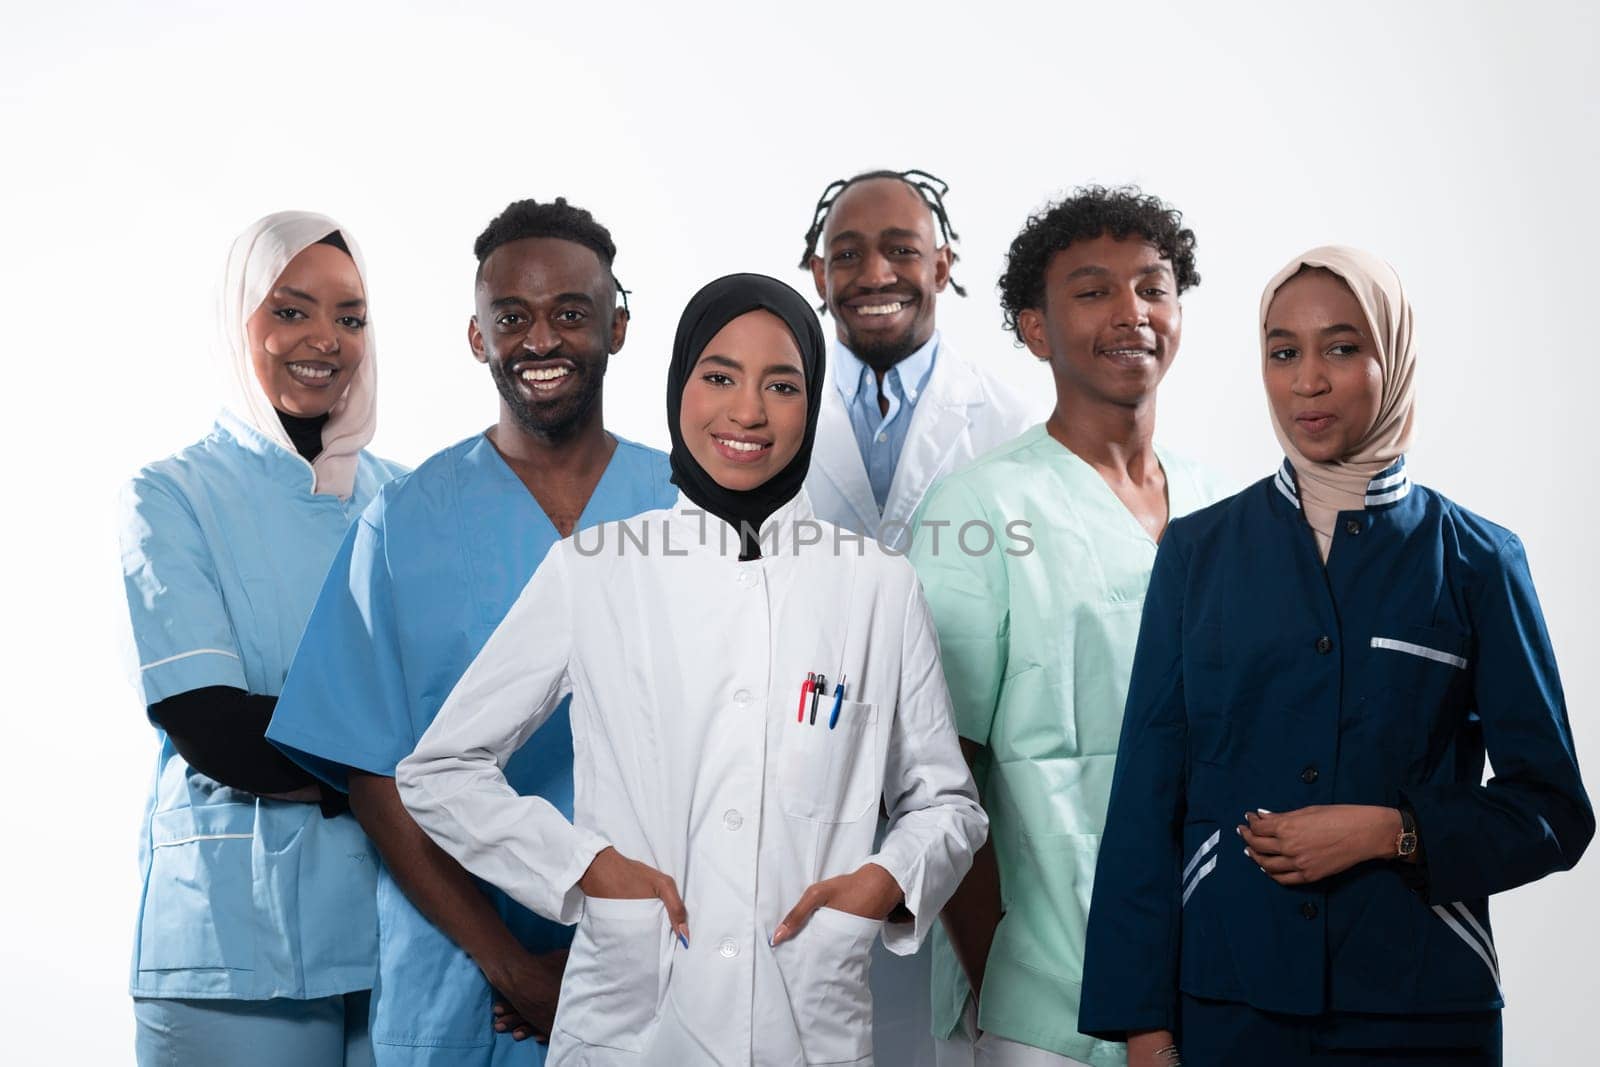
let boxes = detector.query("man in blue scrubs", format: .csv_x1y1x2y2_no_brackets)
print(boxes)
268,198,677,1066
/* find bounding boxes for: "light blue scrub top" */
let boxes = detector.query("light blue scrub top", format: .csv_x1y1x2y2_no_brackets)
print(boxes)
119,410,406,1000
268,432,676,1066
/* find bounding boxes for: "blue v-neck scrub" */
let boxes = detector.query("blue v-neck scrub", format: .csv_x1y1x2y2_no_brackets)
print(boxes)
267,432,676,1066
119,412,405,1039
1079,459,1592,1063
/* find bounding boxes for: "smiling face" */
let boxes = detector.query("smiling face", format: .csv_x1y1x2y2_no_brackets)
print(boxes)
469,236,624,439
678,310,809,492
245,242,368,417
810,178,950,371
1017,234,1181,409
1264,267,1384,462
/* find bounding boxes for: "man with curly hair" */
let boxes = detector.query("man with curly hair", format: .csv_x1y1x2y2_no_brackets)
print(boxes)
911,187,1232,1066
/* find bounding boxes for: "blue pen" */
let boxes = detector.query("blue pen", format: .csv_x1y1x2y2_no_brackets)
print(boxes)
827,675,848,729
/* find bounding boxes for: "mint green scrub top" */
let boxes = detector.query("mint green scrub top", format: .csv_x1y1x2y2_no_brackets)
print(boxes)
909,424,1227,1064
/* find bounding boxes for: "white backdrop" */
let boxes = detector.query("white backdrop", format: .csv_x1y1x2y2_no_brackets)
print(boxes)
3,1,1596,1061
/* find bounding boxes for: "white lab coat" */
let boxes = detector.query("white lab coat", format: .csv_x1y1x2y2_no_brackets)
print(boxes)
804,341,1042,550
396,490,987,1067
805,340,1039,1063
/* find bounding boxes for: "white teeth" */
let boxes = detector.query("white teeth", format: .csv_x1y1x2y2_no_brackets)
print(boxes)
718,438,767,452
521,366,571,383
287,362,334,380
1104,349,1151,357
856,302,903,316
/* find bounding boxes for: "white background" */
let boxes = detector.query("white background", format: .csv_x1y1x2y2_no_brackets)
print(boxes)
3,1,1596,1061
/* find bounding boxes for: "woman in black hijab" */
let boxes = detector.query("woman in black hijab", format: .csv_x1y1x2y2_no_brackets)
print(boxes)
397,273,986,1064
665,272,826,559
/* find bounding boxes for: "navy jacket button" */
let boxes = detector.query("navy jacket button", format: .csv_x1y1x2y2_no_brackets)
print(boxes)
1300,766,1320,784
1316,635,1333,654
1302,901,1319,920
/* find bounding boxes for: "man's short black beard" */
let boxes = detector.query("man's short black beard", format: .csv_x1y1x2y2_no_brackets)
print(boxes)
490,360,603,441
845,331,921,374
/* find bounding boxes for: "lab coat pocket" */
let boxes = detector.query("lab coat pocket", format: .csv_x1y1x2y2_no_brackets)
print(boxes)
779,701,881,824
139,804,256,972
777,906,881,1064
556,896,668,1052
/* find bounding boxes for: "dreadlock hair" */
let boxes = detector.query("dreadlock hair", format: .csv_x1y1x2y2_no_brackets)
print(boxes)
798,169,967,299
998,185,1199,342
473,197,630,315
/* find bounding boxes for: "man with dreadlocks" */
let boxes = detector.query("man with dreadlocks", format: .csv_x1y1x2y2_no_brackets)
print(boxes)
800,169,1039,1065
268,198,677,1066
800,169,1038,553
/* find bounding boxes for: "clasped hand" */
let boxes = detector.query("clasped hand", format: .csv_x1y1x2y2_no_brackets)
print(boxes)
1238,805,1401,885
577,847,904,948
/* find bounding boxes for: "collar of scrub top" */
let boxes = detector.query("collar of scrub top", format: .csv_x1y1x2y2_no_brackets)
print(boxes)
663,487,819,559
830,331,940,412
214,408,356,501
1273,455,1413,513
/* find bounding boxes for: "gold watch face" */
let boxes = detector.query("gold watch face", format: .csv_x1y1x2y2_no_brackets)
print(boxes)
1398,832,1418,857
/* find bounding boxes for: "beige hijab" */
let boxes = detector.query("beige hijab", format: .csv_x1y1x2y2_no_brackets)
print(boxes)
220,210,378,499
1260,245,1416,560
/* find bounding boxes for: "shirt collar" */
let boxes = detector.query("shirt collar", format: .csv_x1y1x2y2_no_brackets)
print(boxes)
216,408,319,495
831,331,940,405
665,488,818,559
1274,455,1412,512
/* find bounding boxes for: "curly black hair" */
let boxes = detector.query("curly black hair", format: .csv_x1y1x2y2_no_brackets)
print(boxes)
473,197,628,312
998,186,1198,341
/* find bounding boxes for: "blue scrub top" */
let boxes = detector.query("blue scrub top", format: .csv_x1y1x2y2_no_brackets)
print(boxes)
1079,458,1593,1040
268,432,676,1066
118,410,406,1000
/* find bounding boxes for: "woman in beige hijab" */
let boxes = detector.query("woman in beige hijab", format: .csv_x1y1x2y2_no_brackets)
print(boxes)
1079,247,1590,1065
118,212,406,1065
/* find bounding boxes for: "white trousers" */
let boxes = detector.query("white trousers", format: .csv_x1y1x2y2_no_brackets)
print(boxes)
933,1001,1093,1067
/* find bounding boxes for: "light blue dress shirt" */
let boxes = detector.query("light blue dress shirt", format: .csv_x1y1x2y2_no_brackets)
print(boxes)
118,409,406,1000
268,432,677,1066
832,333,939,510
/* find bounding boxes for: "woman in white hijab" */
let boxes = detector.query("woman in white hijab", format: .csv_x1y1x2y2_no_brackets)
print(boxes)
1079,247,1591,1065
118,211,405,1065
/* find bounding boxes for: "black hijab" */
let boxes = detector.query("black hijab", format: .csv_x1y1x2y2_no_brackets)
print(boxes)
667,273,826,560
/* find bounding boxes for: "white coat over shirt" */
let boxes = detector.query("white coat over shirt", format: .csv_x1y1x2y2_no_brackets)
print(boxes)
397,490,987,1066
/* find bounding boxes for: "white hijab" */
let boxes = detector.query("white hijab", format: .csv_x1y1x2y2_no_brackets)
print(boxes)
220,210,378,499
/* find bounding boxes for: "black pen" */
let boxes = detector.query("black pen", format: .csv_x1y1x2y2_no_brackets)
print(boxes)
809,673,825,725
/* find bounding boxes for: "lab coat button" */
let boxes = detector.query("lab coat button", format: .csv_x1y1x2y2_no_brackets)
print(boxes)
736,570,757,588
734,689,752,707
1301,901,1319,920
1315,635,1333,655
1300,765,1320,784
1345,519,1362,535
718,938,739,958
723,809,743,831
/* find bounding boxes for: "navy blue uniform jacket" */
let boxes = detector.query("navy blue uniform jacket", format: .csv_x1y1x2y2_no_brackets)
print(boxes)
1078,459,1592,1038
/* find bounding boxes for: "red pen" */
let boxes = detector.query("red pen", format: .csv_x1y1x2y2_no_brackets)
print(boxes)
797,673,814,723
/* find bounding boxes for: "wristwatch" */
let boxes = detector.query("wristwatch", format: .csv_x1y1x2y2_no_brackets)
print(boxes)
1396,807,1419,858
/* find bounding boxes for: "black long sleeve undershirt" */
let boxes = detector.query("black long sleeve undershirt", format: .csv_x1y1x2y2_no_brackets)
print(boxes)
149,686,347,815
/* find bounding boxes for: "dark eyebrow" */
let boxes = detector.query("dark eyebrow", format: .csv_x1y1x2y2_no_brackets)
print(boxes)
1064,265,1112,280
763,361,805,378
276,286,319,305
336,297,366,309
1265,327,1296,340
1320,322,1363,335
697,353,744,371
1137,263,1173,277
